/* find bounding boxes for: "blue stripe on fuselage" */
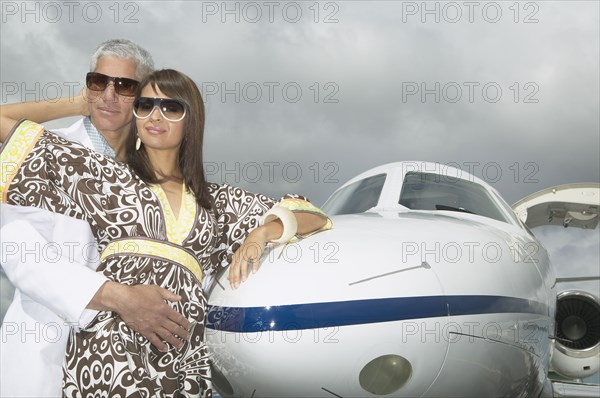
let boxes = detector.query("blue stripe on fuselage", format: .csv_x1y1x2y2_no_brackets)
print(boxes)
206,295,548,332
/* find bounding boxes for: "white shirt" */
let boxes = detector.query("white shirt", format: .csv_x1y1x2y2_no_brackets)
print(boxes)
0,119,108,398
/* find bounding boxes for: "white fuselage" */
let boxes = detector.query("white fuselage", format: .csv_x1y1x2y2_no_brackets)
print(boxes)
206,162,557,397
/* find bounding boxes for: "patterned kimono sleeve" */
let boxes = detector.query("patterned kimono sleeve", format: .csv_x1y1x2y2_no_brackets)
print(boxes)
208,183,332,271
0,120,126,220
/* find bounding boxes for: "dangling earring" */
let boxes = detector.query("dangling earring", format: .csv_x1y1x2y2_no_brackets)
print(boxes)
135,136,142,151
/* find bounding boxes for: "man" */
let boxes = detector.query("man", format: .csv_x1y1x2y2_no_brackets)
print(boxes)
0,39,190,397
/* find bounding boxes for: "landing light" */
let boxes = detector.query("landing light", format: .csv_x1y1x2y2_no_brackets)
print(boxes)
359,354,412,395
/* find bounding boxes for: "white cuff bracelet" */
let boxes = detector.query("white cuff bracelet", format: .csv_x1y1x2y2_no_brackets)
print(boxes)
261,205,298,244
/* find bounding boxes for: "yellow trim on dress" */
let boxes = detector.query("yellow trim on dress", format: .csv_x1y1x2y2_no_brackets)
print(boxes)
149,183,197,245
101,238,203,282
278,198,333,236
0,120,45,202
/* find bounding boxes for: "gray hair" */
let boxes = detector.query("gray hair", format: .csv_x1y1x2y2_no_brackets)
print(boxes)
90,39,154,80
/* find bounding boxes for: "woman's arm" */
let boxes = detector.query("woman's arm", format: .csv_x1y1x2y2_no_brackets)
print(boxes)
210,185,332,289
228,211,330,289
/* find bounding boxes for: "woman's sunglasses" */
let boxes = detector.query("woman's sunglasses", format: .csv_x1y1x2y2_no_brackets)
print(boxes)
86,72,139,97
133,97,187,122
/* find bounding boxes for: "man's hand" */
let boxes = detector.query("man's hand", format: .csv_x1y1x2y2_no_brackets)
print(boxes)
89,282,191,352
78,87,92,117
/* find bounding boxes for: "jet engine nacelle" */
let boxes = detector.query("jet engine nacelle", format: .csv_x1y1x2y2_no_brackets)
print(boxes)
551,291,600,379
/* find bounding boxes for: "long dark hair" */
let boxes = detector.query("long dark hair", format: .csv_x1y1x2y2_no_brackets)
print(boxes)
126,69,212,209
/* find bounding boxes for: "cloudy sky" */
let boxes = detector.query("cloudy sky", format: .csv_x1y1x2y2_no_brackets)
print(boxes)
1,0,599,377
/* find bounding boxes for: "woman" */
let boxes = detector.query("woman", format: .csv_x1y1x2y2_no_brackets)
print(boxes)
0,69,331,397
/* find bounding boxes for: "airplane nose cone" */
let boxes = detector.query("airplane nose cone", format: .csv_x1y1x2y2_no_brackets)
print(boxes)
206,211,547,396
207,213,451,396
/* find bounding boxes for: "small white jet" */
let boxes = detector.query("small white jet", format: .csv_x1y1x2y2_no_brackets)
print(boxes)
206,161,600,397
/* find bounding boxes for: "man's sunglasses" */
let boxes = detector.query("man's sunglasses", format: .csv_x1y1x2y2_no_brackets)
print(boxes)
133,97,187,122
86,72,139,97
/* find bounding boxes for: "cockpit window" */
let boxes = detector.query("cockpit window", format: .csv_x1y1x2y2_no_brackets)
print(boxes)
399,172,510,223
322,174,387,216
490,189,522,226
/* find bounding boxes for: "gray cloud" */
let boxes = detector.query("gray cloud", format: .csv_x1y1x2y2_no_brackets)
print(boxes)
1,0,598,323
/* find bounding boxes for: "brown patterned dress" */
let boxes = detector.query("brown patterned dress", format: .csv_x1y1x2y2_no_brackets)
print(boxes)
0,120,330,397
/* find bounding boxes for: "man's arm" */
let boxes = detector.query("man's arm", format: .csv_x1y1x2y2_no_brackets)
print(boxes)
0,111,18,142
0,93,87,142
1,205,190,350
1,96,86,125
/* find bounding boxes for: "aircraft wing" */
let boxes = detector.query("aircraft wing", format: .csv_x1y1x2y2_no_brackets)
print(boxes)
512,183,600,229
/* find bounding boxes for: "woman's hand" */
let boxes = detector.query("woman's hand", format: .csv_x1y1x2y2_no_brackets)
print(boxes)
226,211,329,289
227,225,274,289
